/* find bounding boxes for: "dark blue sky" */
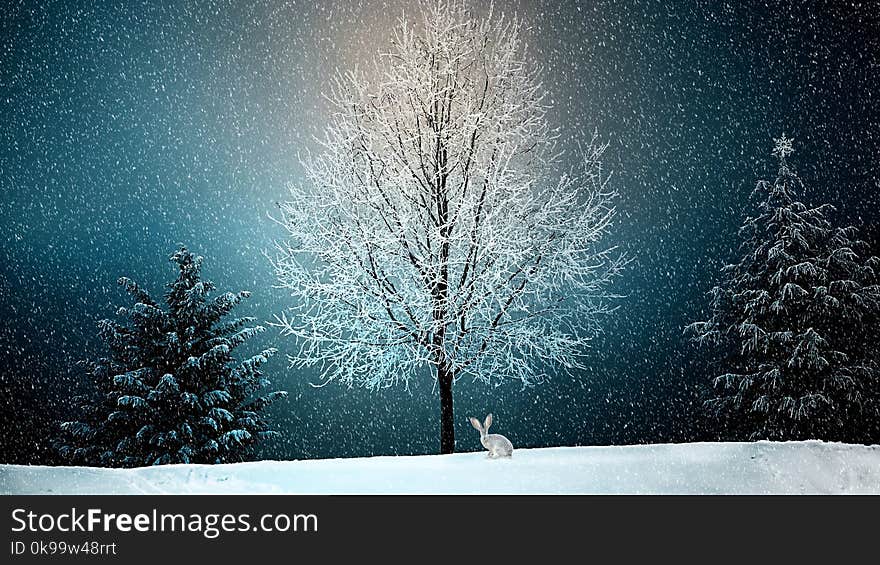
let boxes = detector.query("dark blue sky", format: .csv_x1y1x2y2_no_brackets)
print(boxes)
2,0,879,463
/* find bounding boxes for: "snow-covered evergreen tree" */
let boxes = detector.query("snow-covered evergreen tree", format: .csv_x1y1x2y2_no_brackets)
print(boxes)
687,135,880,442
58,247,286,467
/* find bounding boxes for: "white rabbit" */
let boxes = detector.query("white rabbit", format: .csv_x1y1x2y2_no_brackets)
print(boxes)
468,413,513,458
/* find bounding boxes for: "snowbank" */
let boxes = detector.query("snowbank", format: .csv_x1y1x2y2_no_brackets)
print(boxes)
3,441,879,495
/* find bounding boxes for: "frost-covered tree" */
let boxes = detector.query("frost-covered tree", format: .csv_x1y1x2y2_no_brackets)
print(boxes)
270,2,624,453
58,247,286,467
687,135,880,442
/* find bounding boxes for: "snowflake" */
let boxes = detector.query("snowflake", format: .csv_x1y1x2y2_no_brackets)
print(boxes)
772,133,795,160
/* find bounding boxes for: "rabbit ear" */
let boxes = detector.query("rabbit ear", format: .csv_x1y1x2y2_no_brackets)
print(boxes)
468,417,483,432
484,413,493,430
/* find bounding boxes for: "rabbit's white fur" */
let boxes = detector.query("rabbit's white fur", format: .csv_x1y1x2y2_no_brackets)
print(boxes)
468,413,513,458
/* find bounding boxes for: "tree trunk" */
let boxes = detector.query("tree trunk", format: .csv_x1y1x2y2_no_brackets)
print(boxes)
438,364,455,454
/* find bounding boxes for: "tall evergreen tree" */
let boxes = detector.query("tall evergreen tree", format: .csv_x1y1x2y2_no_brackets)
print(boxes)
688,135,880,442
58,247,286,467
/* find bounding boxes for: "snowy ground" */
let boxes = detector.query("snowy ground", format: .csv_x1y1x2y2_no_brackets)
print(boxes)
2,441,879,495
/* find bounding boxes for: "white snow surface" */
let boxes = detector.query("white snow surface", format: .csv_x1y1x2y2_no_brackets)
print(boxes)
3,441,879,495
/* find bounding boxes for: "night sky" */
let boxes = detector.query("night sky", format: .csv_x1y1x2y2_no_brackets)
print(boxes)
2,0,879,464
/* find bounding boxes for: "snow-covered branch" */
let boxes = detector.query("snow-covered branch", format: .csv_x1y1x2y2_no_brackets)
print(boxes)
269,1,624,392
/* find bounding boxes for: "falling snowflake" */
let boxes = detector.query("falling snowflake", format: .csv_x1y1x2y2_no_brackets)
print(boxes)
772,133,795,160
